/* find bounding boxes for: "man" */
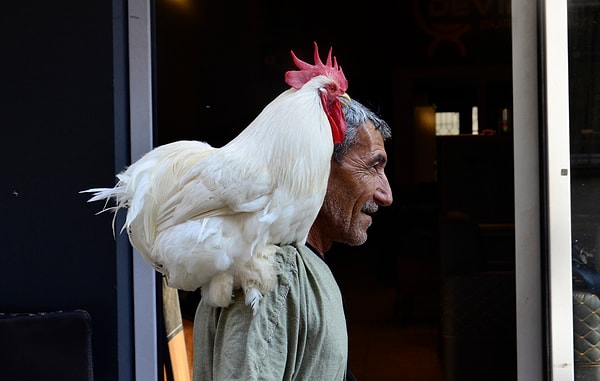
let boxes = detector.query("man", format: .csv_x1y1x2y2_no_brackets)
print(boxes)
192,98,393,381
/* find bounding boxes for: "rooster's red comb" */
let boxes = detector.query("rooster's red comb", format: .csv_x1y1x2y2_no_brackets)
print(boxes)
284,42,348,92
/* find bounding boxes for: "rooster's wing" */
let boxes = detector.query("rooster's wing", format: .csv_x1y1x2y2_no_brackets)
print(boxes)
154,150,274,232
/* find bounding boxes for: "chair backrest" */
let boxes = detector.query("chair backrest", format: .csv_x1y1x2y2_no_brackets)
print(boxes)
0,310,94,381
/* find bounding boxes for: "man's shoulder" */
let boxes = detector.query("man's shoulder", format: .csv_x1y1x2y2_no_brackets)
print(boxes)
273,244,302,280
276,243,302,255
275,244,322,267
277,243,318,256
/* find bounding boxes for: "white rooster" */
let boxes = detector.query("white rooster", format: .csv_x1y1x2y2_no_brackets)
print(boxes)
82,42,349,314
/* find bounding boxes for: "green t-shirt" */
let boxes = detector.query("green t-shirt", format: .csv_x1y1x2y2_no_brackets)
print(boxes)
192,244,349,380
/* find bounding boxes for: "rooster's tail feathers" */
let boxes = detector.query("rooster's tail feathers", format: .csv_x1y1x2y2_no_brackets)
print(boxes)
80,184,129,236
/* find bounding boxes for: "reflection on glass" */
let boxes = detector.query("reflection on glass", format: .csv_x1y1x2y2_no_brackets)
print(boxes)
568,1,600,379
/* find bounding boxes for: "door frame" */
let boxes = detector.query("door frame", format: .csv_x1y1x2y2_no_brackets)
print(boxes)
129,0,159,380
513,0,574,380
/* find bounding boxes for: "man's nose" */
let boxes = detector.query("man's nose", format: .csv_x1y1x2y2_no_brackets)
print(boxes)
375,175,393,206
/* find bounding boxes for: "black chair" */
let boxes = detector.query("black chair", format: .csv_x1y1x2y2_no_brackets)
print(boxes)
0,310,94,381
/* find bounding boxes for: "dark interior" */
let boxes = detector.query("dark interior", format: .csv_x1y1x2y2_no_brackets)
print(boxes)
156,1,516,380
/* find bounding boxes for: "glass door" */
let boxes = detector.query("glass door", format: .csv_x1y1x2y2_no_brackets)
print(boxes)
513,0,577,379
568,1,600,380
522,0,600,380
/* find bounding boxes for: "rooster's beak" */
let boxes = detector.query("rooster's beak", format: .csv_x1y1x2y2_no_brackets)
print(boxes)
339,93,351,107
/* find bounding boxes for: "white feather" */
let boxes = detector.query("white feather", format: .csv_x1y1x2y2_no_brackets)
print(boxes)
82,75,339,314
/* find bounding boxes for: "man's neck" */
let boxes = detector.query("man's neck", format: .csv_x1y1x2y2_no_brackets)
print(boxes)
306,230,331,258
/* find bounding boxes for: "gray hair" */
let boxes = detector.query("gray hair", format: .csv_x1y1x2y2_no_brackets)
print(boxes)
333,99,392,163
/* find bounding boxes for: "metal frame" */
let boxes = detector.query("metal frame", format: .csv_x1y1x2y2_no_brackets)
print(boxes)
512,0,574,381
512,0,545,379
541,0,575,379
128,0,159,380
513,0,574,380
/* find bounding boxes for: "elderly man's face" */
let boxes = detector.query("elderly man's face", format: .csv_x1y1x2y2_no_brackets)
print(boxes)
320,121,393,246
